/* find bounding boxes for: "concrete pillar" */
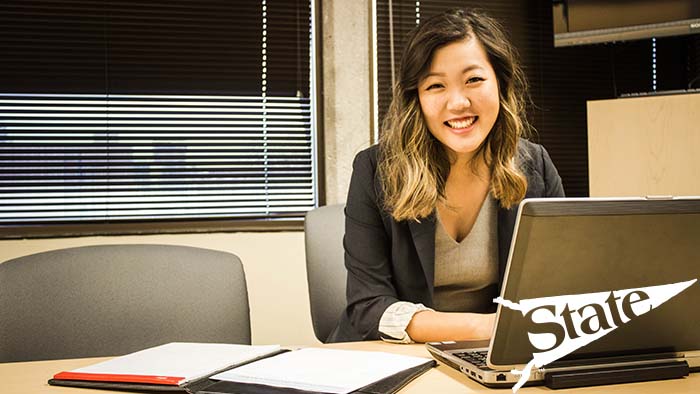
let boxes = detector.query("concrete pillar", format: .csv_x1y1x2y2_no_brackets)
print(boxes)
321,0,374,205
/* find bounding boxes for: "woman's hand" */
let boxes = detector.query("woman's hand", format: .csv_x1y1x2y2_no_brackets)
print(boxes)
406,310,496,343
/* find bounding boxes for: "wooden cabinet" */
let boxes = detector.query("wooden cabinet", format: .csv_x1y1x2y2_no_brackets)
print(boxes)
587,93,700,197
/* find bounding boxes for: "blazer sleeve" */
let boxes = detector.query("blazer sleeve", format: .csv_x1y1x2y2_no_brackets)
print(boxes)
539,144,565,197
342,149,400,340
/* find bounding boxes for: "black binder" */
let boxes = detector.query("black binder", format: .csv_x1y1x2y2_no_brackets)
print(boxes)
197,360,436,394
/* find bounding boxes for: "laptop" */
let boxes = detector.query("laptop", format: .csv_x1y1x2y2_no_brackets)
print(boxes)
427,197,700,388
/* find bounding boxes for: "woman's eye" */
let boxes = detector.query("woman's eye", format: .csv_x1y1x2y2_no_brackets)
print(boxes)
426,83,443,90
466,77,484,84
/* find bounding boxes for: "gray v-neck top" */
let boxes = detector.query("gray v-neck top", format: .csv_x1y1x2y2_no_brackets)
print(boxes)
433,194,499,313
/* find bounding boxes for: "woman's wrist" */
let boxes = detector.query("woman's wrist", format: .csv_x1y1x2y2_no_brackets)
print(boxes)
405,310,496,343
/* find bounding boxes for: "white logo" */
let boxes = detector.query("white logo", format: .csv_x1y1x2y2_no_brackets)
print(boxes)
494,278,697,392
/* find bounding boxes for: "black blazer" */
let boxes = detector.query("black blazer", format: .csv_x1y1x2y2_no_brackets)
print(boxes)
328,139,565,343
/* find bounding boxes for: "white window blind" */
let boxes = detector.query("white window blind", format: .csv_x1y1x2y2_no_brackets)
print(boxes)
0,0,317,236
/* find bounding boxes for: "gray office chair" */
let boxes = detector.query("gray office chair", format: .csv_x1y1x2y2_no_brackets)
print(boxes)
0,244,251,363
304,204,347,343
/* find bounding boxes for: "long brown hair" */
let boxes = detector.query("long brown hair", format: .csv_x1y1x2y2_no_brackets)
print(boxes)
379,8,531,221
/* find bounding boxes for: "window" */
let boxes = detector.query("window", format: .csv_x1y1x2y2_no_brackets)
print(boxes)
0,0,319,238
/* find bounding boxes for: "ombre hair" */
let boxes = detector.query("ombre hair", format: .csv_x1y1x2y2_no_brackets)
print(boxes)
378,8,531,221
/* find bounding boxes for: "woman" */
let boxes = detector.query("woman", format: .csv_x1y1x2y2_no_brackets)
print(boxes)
329,8,564,343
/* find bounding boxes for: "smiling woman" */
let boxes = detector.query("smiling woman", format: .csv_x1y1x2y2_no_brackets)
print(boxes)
417,37,502,245
329,9,565,344
380,8,537,222
417,38,500,164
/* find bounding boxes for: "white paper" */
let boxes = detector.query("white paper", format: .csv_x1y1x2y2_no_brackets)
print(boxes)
211,347,431,394
70,342,281,384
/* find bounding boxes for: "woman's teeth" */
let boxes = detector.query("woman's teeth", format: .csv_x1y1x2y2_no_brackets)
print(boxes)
445,117,476,129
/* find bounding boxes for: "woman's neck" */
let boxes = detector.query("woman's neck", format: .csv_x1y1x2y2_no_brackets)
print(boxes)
448,152,490,183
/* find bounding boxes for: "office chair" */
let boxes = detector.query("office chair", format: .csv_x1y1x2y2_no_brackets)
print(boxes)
304,204,347,343
0,244,251,363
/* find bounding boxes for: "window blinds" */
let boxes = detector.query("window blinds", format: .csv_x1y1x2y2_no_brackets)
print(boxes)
0,0,316,234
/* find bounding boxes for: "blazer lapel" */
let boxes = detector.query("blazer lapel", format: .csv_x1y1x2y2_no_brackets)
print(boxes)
497,205,518,286
408,214,437,302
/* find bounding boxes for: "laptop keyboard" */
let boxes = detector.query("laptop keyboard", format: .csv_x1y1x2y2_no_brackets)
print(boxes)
454,350,488,368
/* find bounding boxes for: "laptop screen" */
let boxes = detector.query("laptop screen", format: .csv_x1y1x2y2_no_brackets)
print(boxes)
488,198,700,367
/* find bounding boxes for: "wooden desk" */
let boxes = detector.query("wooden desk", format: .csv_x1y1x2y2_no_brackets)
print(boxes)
3,341,698,394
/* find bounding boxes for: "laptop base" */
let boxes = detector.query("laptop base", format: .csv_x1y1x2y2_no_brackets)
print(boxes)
544,360,690,389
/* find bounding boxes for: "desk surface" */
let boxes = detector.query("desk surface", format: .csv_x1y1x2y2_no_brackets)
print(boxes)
3,341,698,394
